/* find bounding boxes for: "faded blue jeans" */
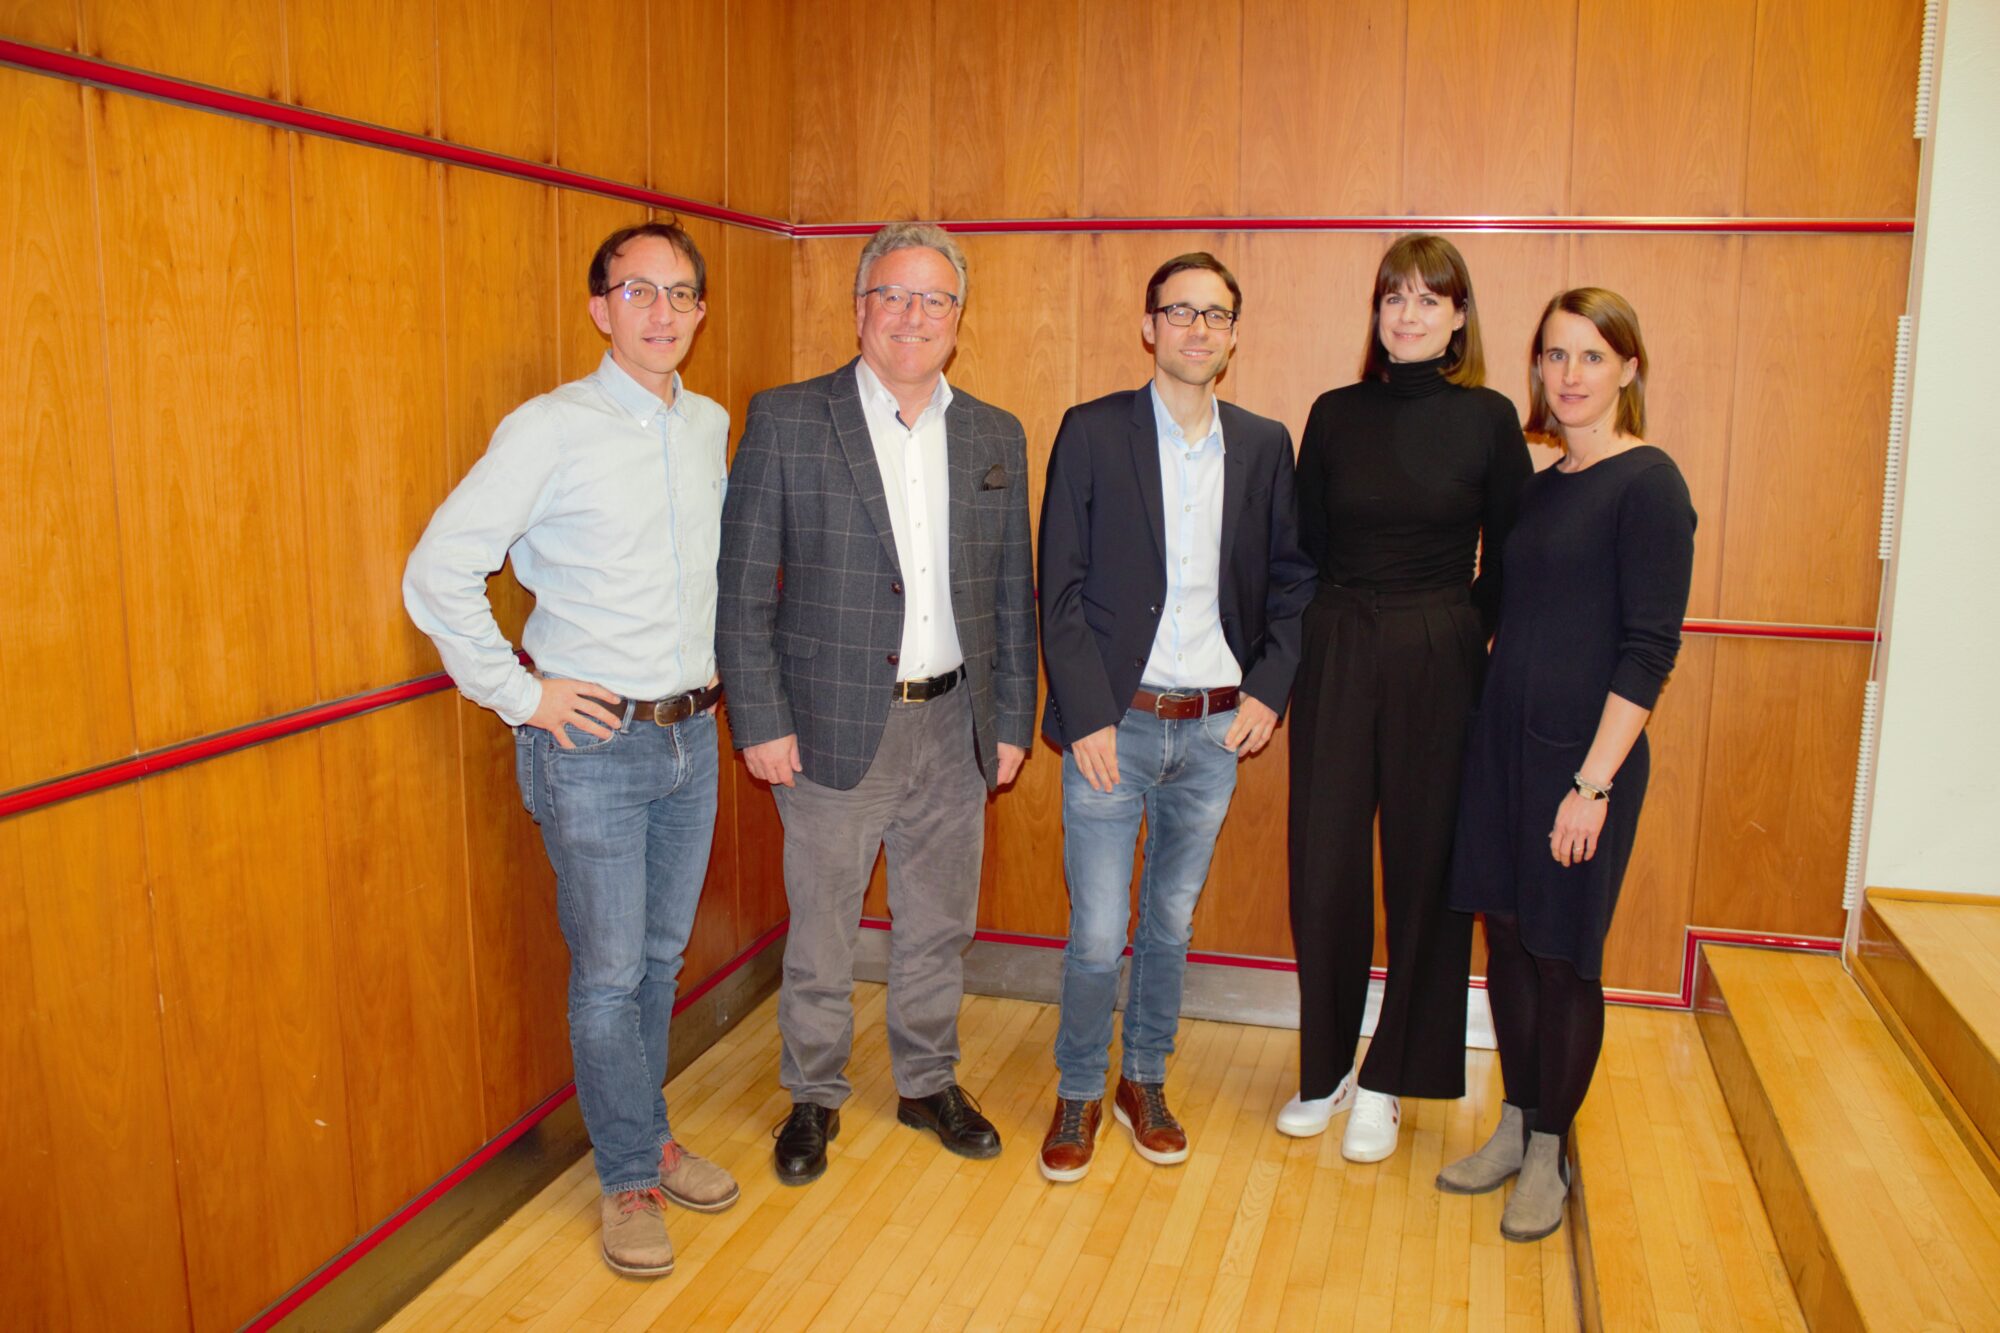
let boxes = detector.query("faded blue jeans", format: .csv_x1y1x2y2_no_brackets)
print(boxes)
1053,704,1240,1102
515,707,718,1194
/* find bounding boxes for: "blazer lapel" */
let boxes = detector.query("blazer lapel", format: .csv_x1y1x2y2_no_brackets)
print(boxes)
1127,388,1167,563
829,359,903,574
1218,407,1252,611
945,393,982,600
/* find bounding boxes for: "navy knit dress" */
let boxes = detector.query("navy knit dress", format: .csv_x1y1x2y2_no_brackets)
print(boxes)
1448,445,1696,978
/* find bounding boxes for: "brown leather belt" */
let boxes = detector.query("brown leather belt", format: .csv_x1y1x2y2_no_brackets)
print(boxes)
622,682,723,726
893,666,965,703
1131,685,1239,720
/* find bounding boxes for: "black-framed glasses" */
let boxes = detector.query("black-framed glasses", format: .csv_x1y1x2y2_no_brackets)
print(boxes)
1151,304,1238,330
608,279,702,312
864,285,961,319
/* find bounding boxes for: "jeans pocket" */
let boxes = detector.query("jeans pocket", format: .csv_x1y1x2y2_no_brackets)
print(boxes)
1201,708,1239,753
513,726,540,823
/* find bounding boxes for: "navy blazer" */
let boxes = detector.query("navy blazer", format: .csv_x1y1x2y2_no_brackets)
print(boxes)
1037,387,1317,746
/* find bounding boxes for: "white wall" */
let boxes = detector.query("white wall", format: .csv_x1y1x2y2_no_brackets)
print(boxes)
1866,0,2000,895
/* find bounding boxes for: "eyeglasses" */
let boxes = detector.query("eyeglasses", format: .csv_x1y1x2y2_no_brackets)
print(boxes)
863,285,961,319
607,279,702,312
1151,304,1238,330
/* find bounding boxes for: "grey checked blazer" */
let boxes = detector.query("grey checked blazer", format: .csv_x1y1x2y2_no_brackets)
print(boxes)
717,359,1037,791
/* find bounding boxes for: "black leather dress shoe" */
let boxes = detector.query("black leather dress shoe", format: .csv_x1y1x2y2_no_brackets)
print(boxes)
897,1085,1002,1160
773,1103,840,1185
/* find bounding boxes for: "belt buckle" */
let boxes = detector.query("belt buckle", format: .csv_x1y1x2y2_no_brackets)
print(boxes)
1153,688,1200,717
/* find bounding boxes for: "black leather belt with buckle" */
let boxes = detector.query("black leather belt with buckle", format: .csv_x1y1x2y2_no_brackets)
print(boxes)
1131,685,1239,720
624,682,723,726
893,666,965,703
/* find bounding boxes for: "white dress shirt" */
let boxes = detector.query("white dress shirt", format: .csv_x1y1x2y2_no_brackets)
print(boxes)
1142,383,1242,690
855,360,963,681
404,353,729,725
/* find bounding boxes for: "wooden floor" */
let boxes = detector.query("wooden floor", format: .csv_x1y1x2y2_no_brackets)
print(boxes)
1701,946,2000,1331
382,987,1800,1332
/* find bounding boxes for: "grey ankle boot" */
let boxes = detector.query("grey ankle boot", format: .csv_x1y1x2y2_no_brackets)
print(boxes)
1436,1103,1532,1195
1500,1130,1569,1242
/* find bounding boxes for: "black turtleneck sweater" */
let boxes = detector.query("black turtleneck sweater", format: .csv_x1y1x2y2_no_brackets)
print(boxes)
1294,357,1532,633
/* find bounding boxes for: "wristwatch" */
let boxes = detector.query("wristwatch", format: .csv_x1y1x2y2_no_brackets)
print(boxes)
1572,773,1611,801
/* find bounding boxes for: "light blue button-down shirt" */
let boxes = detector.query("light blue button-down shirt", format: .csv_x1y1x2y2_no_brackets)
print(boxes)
1142,383,1242,691
404,353,729,726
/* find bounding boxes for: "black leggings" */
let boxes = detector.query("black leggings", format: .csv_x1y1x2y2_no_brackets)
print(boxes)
1483,912,1603,1137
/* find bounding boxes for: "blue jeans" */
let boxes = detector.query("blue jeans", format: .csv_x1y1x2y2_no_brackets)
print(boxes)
515,708,718,1194
1053,705,1240,1101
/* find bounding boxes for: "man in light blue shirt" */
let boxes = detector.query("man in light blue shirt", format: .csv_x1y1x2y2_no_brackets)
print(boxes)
404,222,736,1280
1035,253,1315,1182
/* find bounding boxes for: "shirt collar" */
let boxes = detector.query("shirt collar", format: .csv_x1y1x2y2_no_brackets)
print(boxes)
856,358,953,425
591,352,684,425
1149,382,1224,453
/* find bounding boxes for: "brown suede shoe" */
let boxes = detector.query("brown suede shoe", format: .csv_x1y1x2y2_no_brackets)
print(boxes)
1038,1098,1103,1183
600,1188,675,1277
659,1140,740,1213
1113,1077,1189,1165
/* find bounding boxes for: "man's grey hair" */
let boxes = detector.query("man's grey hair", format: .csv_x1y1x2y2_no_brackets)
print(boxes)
853,221,969,305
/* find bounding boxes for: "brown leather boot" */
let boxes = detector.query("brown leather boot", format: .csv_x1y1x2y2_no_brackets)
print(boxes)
1113,1077,1189,1165
1038,1097,1103,1183
599,1187,675,1277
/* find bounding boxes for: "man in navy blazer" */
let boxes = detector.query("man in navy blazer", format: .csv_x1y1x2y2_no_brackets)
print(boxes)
1035,253,1315,1182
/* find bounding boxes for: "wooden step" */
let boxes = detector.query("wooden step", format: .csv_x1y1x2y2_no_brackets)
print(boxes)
1695,945,2000,1331
1853,889,2000,1191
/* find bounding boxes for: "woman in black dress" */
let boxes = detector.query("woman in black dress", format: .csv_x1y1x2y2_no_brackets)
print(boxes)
1281,235,1532,1161
1436,289,1695,1241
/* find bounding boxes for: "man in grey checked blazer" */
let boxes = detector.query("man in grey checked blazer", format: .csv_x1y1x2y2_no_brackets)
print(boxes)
717,222,1036,1184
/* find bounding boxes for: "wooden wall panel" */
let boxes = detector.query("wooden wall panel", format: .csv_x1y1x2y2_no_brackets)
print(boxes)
1601,638,1717,994
438,0,554,163
1240,0,1403,217
790,0,932,223
94,97,315,749
287,0,438,135
933,0,1079,220
0,789,189,1333
296,139,446,698
1745,0,1922,217
1190,737,1294,957
441,167,557,645
791,234,866,383
84,0,284,98
1079,0,1241,219
1230,231,1395,440
457,696,572,1127
726,227,794,935
553,0,650,185
1693,639,1867,940
1570,0,1755,216
321,696,484,1224
1720,235,1906,626
724,0,790,219
144,738,356,1331
1568,235,1743,619
556,191,647,381
650,0,725,203
2,0,77,46
0,74,133,791
1403,0,1575,216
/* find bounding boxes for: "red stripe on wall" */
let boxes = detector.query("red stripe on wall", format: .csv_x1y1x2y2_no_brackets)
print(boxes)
798,215,1916,238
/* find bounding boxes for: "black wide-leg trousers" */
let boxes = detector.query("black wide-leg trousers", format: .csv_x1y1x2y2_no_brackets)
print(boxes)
1287,583,1484,1101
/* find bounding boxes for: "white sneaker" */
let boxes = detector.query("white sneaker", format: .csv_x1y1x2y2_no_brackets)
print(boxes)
1275,1071,1355,1138
1341,1089,1401,1163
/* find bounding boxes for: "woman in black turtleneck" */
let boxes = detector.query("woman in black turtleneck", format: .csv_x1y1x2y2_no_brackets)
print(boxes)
1277,235,1532,1163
